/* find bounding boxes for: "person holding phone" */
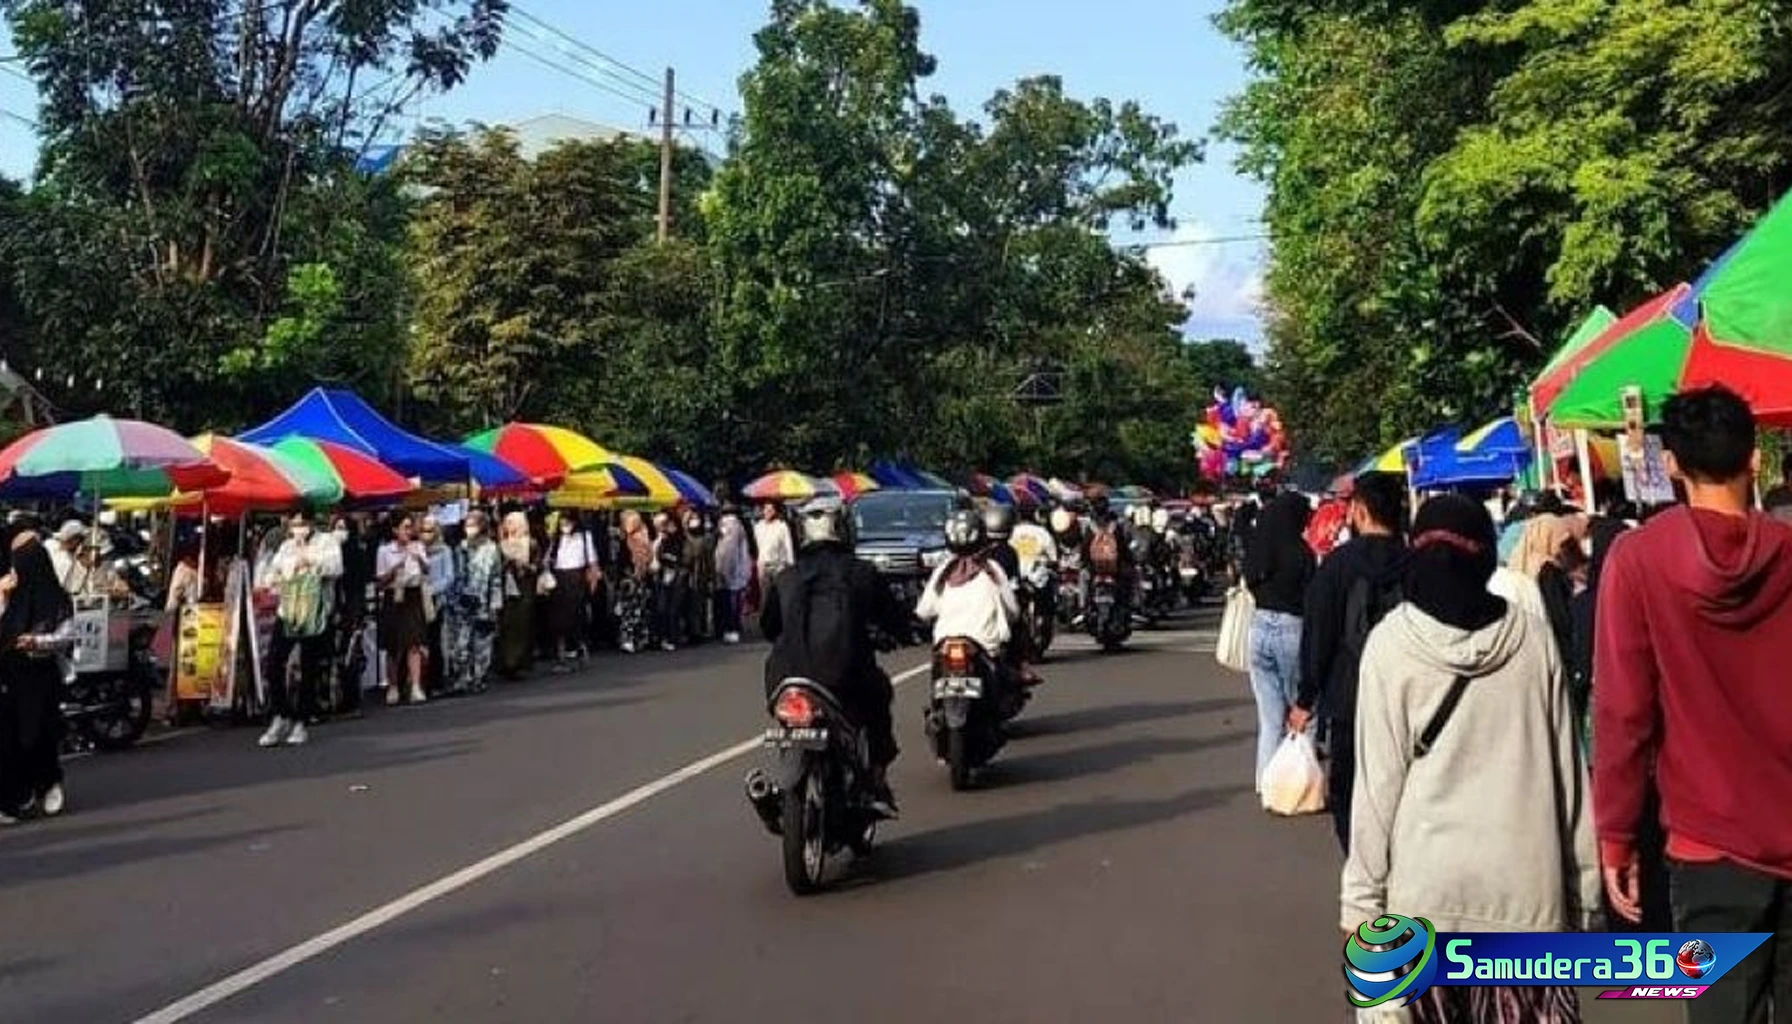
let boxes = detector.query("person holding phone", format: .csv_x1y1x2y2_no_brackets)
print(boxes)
377,515,430,705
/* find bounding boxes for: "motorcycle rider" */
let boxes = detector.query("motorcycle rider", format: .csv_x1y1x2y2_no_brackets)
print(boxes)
760,496,911,817
979,504,1022,583
1082,492,1136,615
917,510,1025,692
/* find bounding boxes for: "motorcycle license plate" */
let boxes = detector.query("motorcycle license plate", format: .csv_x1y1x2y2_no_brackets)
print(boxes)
933,676,983,699
763,727,828,748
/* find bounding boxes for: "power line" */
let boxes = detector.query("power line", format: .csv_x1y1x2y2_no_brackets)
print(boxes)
504,28,661,108
0,63,31,84
507,3,724,117
1127,233,1269,249
498,37,660,114
0,107,35,129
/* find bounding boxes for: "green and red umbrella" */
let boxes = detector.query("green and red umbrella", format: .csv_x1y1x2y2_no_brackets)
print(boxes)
120,434,343,514
269,437,413,501
0,415,229,498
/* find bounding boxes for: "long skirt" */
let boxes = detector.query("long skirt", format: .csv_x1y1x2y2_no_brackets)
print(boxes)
0,656,64,812
497,594,535,679
616,579,651,650
380,587,427,655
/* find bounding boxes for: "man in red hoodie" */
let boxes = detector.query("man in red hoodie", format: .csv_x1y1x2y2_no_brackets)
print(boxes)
1596,385,1792,1022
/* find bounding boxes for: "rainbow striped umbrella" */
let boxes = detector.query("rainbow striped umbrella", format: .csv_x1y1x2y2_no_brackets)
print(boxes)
270,437,413,501
463,423,613,486
0,415,229,498
743,470,825,502
1356,437,1418,476
1009,474,1053,503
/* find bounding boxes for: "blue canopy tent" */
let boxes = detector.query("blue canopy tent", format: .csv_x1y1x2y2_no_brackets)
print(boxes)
445,444,531,492
241,388,469,483
662,467,717,508
1410,424,1533,490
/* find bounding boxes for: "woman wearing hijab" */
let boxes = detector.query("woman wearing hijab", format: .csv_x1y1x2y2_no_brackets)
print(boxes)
0,534,76,821
615,511,655,654
1494,513,1581,662
713,509,752,644
651,512,689,652
1242,491,1315,790
420,516,453,694
681,511,717,645
1344,496,1598,1024
496,511,539,680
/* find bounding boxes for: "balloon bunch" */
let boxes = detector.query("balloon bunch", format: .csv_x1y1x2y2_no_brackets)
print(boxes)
1192,387,1289,481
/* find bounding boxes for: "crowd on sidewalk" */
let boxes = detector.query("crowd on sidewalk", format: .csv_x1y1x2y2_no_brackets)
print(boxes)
1240,384,1791,1023
0,499,805,816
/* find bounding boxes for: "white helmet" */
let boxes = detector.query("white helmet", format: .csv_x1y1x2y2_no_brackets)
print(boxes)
1130,504,1153,528
796,496,847,548
1049,508,1075,535
1151,508,1171,532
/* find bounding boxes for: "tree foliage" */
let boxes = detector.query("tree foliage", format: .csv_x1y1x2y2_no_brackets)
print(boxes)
1219,0,1792,466
0,0,505,425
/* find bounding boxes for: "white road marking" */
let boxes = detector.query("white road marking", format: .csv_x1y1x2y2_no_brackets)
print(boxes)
133,662,931,1024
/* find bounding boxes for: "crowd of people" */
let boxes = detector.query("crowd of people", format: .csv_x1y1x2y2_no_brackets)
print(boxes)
1238,384,1790,1023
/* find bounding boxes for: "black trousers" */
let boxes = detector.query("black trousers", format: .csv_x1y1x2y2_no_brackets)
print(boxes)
1325,715,1354,854
268,622,329,721
0,659,63,811
1671,859,1791,1023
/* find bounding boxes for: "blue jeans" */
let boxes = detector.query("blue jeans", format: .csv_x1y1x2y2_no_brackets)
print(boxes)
1248,610,1303,788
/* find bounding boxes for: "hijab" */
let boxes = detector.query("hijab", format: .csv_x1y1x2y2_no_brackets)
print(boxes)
715,514,750,582
499,511,533,563
620,510,653,572
1405,494,1507,632
1,538,74,646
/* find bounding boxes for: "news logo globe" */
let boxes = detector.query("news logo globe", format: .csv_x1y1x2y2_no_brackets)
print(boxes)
1677,939,1716,980
1343,914,1438,1008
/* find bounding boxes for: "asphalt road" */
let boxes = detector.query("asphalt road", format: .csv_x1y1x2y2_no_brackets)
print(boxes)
0,609,1673,1023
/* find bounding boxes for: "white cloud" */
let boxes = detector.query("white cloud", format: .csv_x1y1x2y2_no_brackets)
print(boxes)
1145,221,1266,344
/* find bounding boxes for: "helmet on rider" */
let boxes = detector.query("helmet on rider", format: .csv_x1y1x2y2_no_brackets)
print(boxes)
795,496,849,549
1150,508,1172,533
981,503,1015,542
943,508,986,555
1049,508,1076,535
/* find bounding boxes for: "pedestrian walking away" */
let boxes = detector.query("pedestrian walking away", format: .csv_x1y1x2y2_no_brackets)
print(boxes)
1288,471,1406,853
1594,386,1792,1024
1344,495,1597,1024
1242,491,1313,793
0,533,75,821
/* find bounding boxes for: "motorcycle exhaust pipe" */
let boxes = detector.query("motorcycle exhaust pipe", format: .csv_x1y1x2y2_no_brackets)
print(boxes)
744,769,783,836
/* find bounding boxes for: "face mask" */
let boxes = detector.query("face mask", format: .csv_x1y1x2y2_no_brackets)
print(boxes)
466,525,483,539
332,528,349,543
291,525,312,541
560,522,573,534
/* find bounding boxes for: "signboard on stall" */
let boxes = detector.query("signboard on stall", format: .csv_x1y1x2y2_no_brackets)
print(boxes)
1548,425,1577,460
1622,435,1676,506
210,560,249,713
175,602,225,702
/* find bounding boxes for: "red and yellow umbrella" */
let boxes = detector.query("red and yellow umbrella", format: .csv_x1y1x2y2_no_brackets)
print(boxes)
831,472,879,501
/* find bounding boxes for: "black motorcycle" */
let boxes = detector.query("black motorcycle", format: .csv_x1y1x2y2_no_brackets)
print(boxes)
925,636,1023,790
63,615,157,752
745,679,882,895
1018,562,1056,659
1087,573,1133,652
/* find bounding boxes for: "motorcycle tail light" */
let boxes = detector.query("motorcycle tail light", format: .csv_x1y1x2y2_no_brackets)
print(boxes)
941,639,972,675
773,688,816,728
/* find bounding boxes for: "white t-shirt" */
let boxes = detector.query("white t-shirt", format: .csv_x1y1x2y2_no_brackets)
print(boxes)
551,531,597,572
754,520,795,573
915,558,1019,654
1008,522,1058,577
377,541,427,590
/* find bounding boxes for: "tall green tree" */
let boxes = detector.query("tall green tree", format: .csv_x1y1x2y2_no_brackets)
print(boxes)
0,0,505,425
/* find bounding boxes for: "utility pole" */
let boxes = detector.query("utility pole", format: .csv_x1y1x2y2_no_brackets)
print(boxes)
657,66,675,244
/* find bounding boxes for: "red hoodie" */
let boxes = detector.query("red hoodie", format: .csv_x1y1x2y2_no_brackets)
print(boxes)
1594,506,1792,879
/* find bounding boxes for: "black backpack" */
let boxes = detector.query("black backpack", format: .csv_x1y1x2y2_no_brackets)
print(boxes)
1339,572,1404,682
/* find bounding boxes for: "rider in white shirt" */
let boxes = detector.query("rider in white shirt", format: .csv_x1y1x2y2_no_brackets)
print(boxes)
915,510,1019,657
1009,508,1059,582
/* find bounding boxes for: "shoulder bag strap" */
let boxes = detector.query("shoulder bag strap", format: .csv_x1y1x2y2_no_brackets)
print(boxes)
1413,675,1471,759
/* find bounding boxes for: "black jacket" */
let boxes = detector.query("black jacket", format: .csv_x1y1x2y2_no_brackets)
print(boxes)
760,544,909,701
1296,534,1406,719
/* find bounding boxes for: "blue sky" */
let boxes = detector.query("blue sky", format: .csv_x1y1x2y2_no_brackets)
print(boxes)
0,1,1265,340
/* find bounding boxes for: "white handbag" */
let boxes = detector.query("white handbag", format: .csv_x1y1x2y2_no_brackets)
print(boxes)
1216,584,1254,673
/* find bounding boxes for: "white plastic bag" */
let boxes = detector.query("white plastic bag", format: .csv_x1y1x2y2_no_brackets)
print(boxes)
1215,585,1254,673
1261,731,1327,816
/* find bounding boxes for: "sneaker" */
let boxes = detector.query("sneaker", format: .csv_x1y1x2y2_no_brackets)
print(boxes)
409,685,427,704
284,721,309,746
660,641,677,652
41,784,64,817
385,686,400,706
723,632,741,645
258,717,291,748
620,641,637,654
0,811,16,826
